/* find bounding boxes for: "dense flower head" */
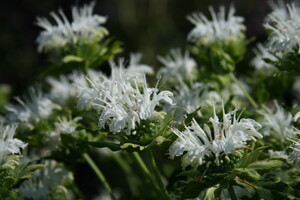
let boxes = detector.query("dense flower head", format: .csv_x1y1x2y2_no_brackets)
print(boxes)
169,102,262,168
127,53,154,75
266,0,293,21
264,3,300,55
97,74,173,134
259,101,298,143
157,49,197,81
75,59,172,134
164,79,221,122
47,69,103,105
251,43,278,71
36,2,108,52
187,6,245,44
0,123,27,163
76,57,152,111
289,136,300,168
5,87,60,127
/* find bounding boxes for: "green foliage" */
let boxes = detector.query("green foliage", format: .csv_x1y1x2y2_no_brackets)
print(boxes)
190,35,247,74
0,155,45,199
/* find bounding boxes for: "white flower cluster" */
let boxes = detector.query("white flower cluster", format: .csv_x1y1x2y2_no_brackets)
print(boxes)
76,60,172,134
169,102,262,168
157,49,196,81
264,3,300,55
36,2,108,52
266,0,293,22
187,6,245,43
47,69,103,105
0,123,27,163
165,80,221,122
5,87,60,127
259,101,299,143
76,55,153,110
251,43,278,71
289,136,300,168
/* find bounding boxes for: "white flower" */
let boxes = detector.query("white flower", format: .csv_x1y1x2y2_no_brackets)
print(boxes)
75,59,173,134
6,87,60,126
169,102,262,168
97,75,173,134
127,53,154,75
157,49,197,81
187,6,245,43
264,3,300,55
259,101,298,143
266,1,300,23
47,69,103,105
251,43,277,71
36,2,108,52
164,79,221,122
47,75,75,104
16,160,73,200
76,59,153,110
0,123,27,163
289,136,300,168
55,116,81,134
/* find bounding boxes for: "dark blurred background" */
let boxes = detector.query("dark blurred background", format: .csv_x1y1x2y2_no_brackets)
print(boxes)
0,0,287,96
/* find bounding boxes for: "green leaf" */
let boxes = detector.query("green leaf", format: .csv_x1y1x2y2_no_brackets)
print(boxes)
159,110,175,137
203,184,220,200
247,159,283,171
233,168,261,181
62,55,83,63
120,143,145,151
84,141,121,151
237,146,268,168
19,164,46,179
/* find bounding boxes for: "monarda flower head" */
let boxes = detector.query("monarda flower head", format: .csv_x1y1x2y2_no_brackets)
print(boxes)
157,49,197,83
187,6,245,44
5,87,60,128
187,6,247,74
75,59,172,136
264,3,300,72
97,74,173,135
0,123,27,163
36,2,108,52
259,101,299,145
251,43,278,72
289,136,300,168
169,102,262,169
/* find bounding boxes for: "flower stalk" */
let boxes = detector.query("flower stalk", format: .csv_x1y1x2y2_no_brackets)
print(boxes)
146,148,169,199
229,73,259,109
83,153,116,200
228,184,238,200
132,152,165,198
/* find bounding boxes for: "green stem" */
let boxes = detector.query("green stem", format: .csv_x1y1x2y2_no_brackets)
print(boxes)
111,153,139,195
83,153,116,200
228,184,238,200
132,152,162,197
69,181,85,200
146,149,169,199
229,73,259,109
